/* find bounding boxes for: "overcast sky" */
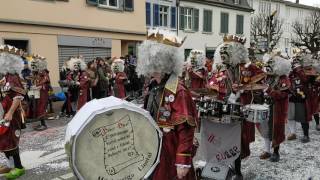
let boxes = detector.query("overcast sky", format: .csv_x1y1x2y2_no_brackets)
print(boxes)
288,0,320,6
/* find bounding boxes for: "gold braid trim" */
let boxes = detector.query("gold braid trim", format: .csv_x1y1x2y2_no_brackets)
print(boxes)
157,116,196,128
176,153,192,157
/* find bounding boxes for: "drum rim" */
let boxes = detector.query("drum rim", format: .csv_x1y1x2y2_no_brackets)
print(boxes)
68,100,163,180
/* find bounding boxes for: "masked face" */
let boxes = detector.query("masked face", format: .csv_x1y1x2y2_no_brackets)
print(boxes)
114,64,120,73
265,60,275,74
292,56,302,69
191,56,197,68
31,62,38,72
74,62,81,71
220,44,231,65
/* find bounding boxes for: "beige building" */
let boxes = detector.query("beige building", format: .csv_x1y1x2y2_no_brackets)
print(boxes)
0,0,146,87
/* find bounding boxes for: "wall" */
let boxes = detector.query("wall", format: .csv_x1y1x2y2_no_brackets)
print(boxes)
0,0,146,34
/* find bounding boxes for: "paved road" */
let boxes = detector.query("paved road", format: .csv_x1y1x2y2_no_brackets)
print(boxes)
0,116,319,180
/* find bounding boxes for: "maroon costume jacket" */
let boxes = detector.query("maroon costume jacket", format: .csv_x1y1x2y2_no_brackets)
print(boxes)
266,75,290,147
114,72,127,99
0,74,25,151
148,76,198,180
289,67,312,122
239,63,264,158
189,69,206,89
67,71,89,111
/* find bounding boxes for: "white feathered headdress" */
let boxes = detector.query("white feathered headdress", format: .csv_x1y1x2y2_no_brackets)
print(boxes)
30,54,47,72
136,29,185,77
213,35,249,72
187,49,206,70
264,53,291,76
111,59,125,73
0,45,24,75
67,57,87,71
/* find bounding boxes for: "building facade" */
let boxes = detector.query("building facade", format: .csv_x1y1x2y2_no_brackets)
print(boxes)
145,0,253,59
249,0,318,55
0,0,145,87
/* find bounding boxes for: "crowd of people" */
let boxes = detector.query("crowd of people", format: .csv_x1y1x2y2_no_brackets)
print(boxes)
0,27,320,180
58,55,144,117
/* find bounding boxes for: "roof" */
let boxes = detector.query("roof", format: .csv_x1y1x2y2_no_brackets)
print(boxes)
180,0,254,12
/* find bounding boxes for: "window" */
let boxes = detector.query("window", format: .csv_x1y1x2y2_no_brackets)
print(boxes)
180,7,199,31
124,0,134,11
4,40,28,52
203,10,212,32
146,2,151,26
234,0,239,4
286,7,290,17
185,8,193,30
236,15,244,34
99,0,119,8
220,12,229,34
159,5,169,27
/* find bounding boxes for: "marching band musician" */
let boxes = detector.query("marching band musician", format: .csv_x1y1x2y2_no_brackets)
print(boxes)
0,45,26,179
111,59,127,99
287,49,312,143
28,55,50,131
208,35,264,180
260,52,291,162
137,29,198,180
66,57,89,113
186,50,207,89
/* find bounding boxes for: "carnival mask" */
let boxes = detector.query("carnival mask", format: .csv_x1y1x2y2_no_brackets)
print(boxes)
74,62,81,71
292,56,303,69
114,65,120,73
220,44,231,65
31,61,38,72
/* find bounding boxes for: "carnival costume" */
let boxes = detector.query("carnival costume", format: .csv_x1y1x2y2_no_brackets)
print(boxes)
186,50,207,89
137,29,197,180
287,49,314,143
208,35,264,180
28,55,50,131
111,59,127,99
0,45,26,179
66,57,89,112
260,51,291,162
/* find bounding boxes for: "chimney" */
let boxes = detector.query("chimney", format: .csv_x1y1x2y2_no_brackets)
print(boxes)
296,0,299,4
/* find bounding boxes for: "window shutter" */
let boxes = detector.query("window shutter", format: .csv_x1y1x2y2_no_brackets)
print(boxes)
171,7,176,29
208,10,212,32
193,9,199,31
180,7,185,30
146,2,151,26
87,0,98,5
203,10,212,32
153,4,159,26
236,15,244,34
124,0,134,11
221,13,229,33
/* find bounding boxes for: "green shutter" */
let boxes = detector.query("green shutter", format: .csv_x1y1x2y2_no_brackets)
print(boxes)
236,15,244,34
221,13,229,34
193,9,199,31
204,10,212,32
180,7,185,30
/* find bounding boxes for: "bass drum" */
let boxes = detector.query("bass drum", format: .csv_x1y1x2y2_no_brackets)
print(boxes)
65,96,162,180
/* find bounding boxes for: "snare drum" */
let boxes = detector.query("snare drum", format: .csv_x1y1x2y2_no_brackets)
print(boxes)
244,104,269,123
228,103,243,117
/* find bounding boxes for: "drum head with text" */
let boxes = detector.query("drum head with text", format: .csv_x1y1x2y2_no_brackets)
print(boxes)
66,97,162,180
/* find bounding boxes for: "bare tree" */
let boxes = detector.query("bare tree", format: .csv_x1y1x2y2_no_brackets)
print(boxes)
292,10,320,54
251,11,284,52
